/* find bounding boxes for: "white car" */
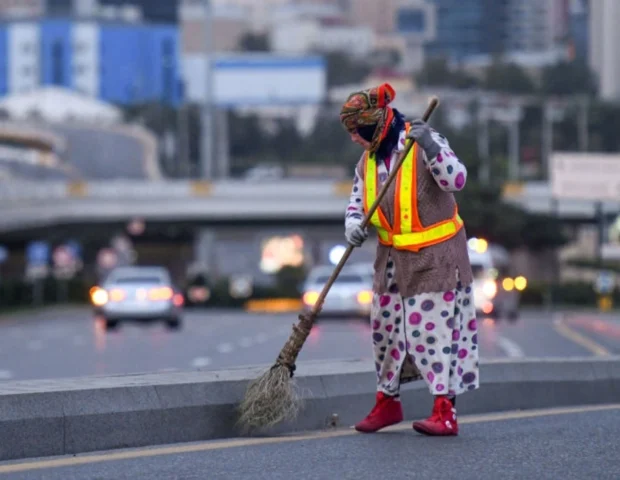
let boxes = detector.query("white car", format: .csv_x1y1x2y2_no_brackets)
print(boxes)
468,238,526,320
301,263,374,320
90,266,184,331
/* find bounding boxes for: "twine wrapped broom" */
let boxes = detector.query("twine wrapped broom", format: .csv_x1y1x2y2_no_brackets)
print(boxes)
237,95,440,432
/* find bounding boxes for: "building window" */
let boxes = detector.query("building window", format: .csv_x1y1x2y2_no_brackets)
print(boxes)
51,40,65,85
161,38,174,102
397,8,426,34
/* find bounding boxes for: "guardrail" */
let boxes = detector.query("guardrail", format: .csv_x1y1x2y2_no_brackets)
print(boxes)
0,178,348,201
0,179,618,233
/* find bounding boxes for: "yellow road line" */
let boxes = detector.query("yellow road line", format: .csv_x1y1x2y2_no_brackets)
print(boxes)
552,314,611,356
1,404,619,474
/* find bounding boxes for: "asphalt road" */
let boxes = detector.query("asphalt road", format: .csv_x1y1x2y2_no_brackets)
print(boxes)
1,405,619,479
0,306,613,383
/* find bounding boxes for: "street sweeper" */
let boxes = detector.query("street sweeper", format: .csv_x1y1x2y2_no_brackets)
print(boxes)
340,83,480,436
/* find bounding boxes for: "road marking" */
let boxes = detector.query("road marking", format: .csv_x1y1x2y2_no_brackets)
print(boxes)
217,343,233,354
0,404,618,474
0,370,12,380
552,314,611,356
190,357,211,368
238,337,253,348
496,336,525,358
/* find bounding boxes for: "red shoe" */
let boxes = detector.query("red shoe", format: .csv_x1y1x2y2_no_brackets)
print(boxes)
412,396,458,436
355,392,404,433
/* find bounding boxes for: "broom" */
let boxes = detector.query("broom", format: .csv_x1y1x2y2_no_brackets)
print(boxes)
237,95,440,432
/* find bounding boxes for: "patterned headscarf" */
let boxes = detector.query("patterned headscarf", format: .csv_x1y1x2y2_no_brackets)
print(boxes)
339,83,396,153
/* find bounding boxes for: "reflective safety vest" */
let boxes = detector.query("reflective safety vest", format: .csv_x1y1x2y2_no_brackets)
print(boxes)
363,123,464,252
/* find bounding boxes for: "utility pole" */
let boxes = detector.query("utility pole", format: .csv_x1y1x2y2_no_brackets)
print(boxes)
176,79,190,178
508,117,520,181
541,100,553,180
578,94,589,152
201,0,215,180
476,99,490,185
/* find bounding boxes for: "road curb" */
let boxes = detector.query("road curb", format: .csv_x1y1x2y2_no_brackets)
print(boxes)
1,356,619,462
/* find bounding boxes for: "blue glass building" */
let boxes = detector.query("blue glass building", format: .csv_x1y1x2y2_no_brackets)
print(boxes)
422,0,510,61
0,18,181,106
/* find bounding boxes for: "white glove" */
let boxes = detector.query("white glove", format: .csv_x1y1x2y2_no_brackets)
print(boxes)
345,223,368,247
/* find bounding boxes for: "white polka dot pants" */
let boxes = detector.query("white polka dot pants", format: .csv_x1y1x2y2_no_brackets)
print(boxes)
371,257,480,397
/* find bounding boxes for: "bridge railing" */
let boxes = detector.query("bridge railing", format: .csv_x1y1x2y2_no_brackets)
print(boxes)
0,178,353,202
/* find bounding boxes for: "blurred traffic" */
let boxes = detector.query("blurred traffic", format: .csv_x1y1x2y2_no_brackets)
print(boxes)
0,0,618,385
90,265,184,331
301,262,374,320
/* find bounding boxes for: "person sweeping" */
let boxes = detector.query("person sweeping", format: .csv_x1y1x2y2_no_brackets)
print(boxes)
340,83,480,436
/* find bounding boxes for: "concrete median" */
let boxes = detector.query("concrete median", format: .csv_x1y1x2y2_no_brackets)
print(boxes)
1,356,620,462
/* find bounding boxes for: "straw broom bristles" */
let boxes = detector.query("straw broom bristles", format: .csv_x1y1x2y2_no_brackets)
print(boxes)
236,313,313,432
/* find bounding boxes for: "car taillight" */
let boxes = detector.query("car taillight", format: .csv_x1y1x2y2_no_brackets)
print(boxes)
173,293,184,307
303,291,319,306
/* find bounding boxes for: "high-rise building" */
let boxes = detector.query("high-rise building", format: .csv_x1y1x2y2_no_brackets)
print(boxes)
98,0,178,23
504,0,566,53
589,0,620,101
0,18,181,105
568,0,588,61
0,0,44,18
425,0,510,61
424,0,569,62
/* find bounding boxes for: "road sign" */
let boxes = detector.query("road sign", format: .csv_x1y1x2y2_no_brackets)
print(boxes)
53,246,73,267
26,241,49,266
602,243,620,261
52,243,82,280
594,270,616,295
550,152,620,201
97,248,118,269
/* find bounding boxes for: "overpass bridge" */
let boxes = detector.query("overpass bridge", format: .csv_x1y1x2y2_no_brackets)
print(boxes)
0,179,618,236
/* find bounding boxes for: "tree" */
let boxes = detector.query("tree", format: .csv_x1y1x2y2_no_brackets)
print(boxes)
483,61,537,94
324,52,372,87
416,57,480,89
584,101,620,151
455,184,569,251
539,60,597,96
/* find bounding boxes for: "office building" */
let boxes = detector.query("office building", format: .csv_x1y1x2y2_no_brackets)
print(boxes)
0,18,181,106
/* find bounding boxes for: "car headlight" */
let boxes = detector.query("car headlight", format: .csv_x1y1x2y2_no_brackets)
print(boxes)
502,277,515,291
482,280,497,298
514,276,527,291
357,290,373,305
90,286,108,306
303,291,319,306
